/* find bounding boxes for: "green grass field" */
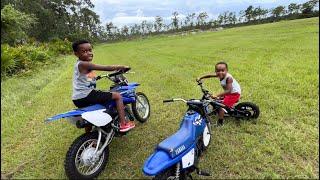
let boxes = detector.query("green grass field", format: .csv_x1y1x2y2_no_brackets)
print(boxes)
1,17,319,179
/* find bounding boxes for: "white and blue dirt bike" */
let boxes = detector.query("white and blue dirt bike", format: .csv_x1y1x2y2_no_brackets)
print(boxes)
46,69,150,179
142,89,215,179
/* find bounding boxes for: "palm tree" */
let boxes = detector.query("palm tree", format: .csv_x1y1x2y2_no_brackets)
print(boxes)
171,11,179,30
106,22,114,40
121,25,129,37
197,12,209,28
271,6,286,18
288,3,301,14
244,5,254,21
227,12,237,24
190,13,196,27
301,0,319,14
154,16,163,32
141,20,147,34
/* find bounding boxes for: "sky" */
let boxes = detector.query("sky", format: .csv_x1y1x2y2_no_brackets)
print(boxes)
91,0,308,27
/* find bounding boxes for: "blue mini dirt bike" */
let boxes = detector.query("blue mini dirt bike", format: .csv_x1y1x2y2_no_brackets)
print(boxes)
46,69,150,179
143,96,214,179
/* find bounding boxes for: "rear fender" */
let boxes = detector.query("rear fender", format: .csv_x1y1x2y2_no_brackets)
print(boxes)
81,109,113,126
45,104,106,123
142,144,196,176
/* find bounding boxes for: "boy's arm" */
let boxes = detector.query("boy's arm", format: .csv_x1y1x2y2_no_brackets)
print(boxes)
197,73,217,81
79,61,129,73
215,77,233,97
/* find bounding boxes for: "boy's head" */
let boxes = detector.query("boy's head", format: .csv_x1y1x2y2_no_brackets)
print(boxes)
72,40,93,61
215,61,228,79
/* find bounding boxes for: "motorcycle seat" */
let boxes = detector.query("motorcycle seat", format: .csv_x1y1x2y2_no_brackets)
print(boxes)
157,119,195,158
75,104,106,111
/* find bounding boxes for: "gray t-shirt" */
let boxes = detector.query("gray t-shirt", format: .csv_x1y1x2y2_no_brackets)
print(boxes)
72,60,96,100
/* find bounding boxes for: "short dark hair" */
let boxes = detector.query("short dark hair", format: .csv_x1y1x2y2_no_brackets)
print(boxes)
215,61,228,70
72,40,90,52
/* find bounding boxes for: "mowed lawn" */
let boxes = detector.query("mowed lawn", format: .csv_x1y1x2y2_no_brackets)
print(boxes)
1,17,318,179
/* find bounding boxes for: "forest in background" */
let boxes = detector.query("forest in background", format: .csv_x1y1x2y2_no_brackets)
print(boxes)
1,0,319,77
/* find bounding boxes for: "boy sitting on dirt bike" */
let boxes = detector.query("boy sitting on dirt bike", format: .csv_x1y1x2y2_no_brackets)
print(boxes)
197,61,241,126
71,39,135,132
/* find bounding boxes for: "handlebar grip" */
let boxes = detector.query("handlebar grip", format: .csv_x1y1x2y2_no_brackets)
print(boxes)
163,99,174,103
95,76,102,80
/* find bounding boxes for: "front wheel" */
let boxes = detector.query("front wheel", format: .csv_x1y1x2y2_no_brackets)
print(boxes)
132,92,151,123
64,132,109,179
202,123,211,150
235,102,260,119
196,122,211,158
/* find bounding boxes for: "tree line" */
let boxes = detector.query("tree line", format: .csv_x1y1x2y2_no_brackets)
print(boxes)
1,0,319,46
103,0,319,41
0,0,318,77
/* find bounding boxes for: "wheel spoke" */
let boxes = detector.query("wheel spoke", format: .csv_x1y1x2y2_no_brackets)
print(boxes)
85,163,95,174
78,163,86,170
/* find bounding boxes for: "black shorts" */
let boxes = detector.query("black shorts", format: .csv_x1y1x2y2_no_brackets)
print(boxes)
73,90,113,108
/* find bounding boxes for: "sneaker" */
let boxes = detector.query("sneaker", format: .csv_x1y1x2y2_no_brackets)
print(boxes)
120,121,135,132
217,119,224,127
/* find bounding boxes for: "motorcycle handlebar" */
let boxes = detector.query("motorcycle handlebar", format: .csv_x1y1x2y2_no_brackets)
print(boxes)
108,67,131,77
163,99,174,103
163,98,187,103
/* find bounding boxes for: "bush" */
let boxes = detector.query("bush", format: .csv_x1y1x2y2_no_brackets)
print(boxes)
1,38,72,78
47,38,71,55
1,44,16,76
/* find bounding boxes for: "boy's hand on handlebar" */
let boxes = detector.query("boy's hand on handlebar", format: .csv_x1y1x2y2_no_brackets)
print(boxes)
122,65,130,70
121,66,131,72
211,94,218,99
95,75,102,80
114,65,130,71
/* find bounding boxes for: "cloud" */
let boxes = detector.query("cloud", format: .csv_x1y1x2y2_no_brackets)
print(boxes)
135,9,144,17
115,12,128,17
111,16,155,27
92,0,308,26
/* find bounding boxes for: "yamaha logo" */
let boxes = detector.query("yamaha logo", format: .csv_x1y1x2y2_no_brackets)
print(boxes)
193,115,202,126
175,145,186,155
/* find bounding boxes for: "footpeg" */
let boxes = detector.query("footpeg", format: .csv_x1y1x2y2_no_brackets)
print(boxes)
197,169,211,176
195,167,211,176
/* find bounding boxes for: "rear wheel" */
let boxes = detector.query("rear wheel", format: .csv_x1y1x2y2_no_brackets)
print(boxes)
132,92,151,123
235,102,260,119
64,132,109,179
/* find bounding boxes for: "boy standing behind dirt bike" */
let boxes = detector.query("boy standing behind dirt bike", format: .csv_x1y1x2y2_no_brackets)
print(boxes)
197,61,241,126
71,39,135,132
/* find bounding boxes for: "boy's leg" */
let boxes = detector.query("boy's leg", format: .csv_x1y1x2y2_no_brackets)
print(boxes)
217,108,224,126
111,92,135,132
218,93,240,126
112,93,126,124
74,90,135,132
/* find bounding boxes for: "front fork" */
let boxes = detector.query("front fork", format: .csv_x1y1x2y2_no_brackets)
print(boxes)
93,127,115,156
